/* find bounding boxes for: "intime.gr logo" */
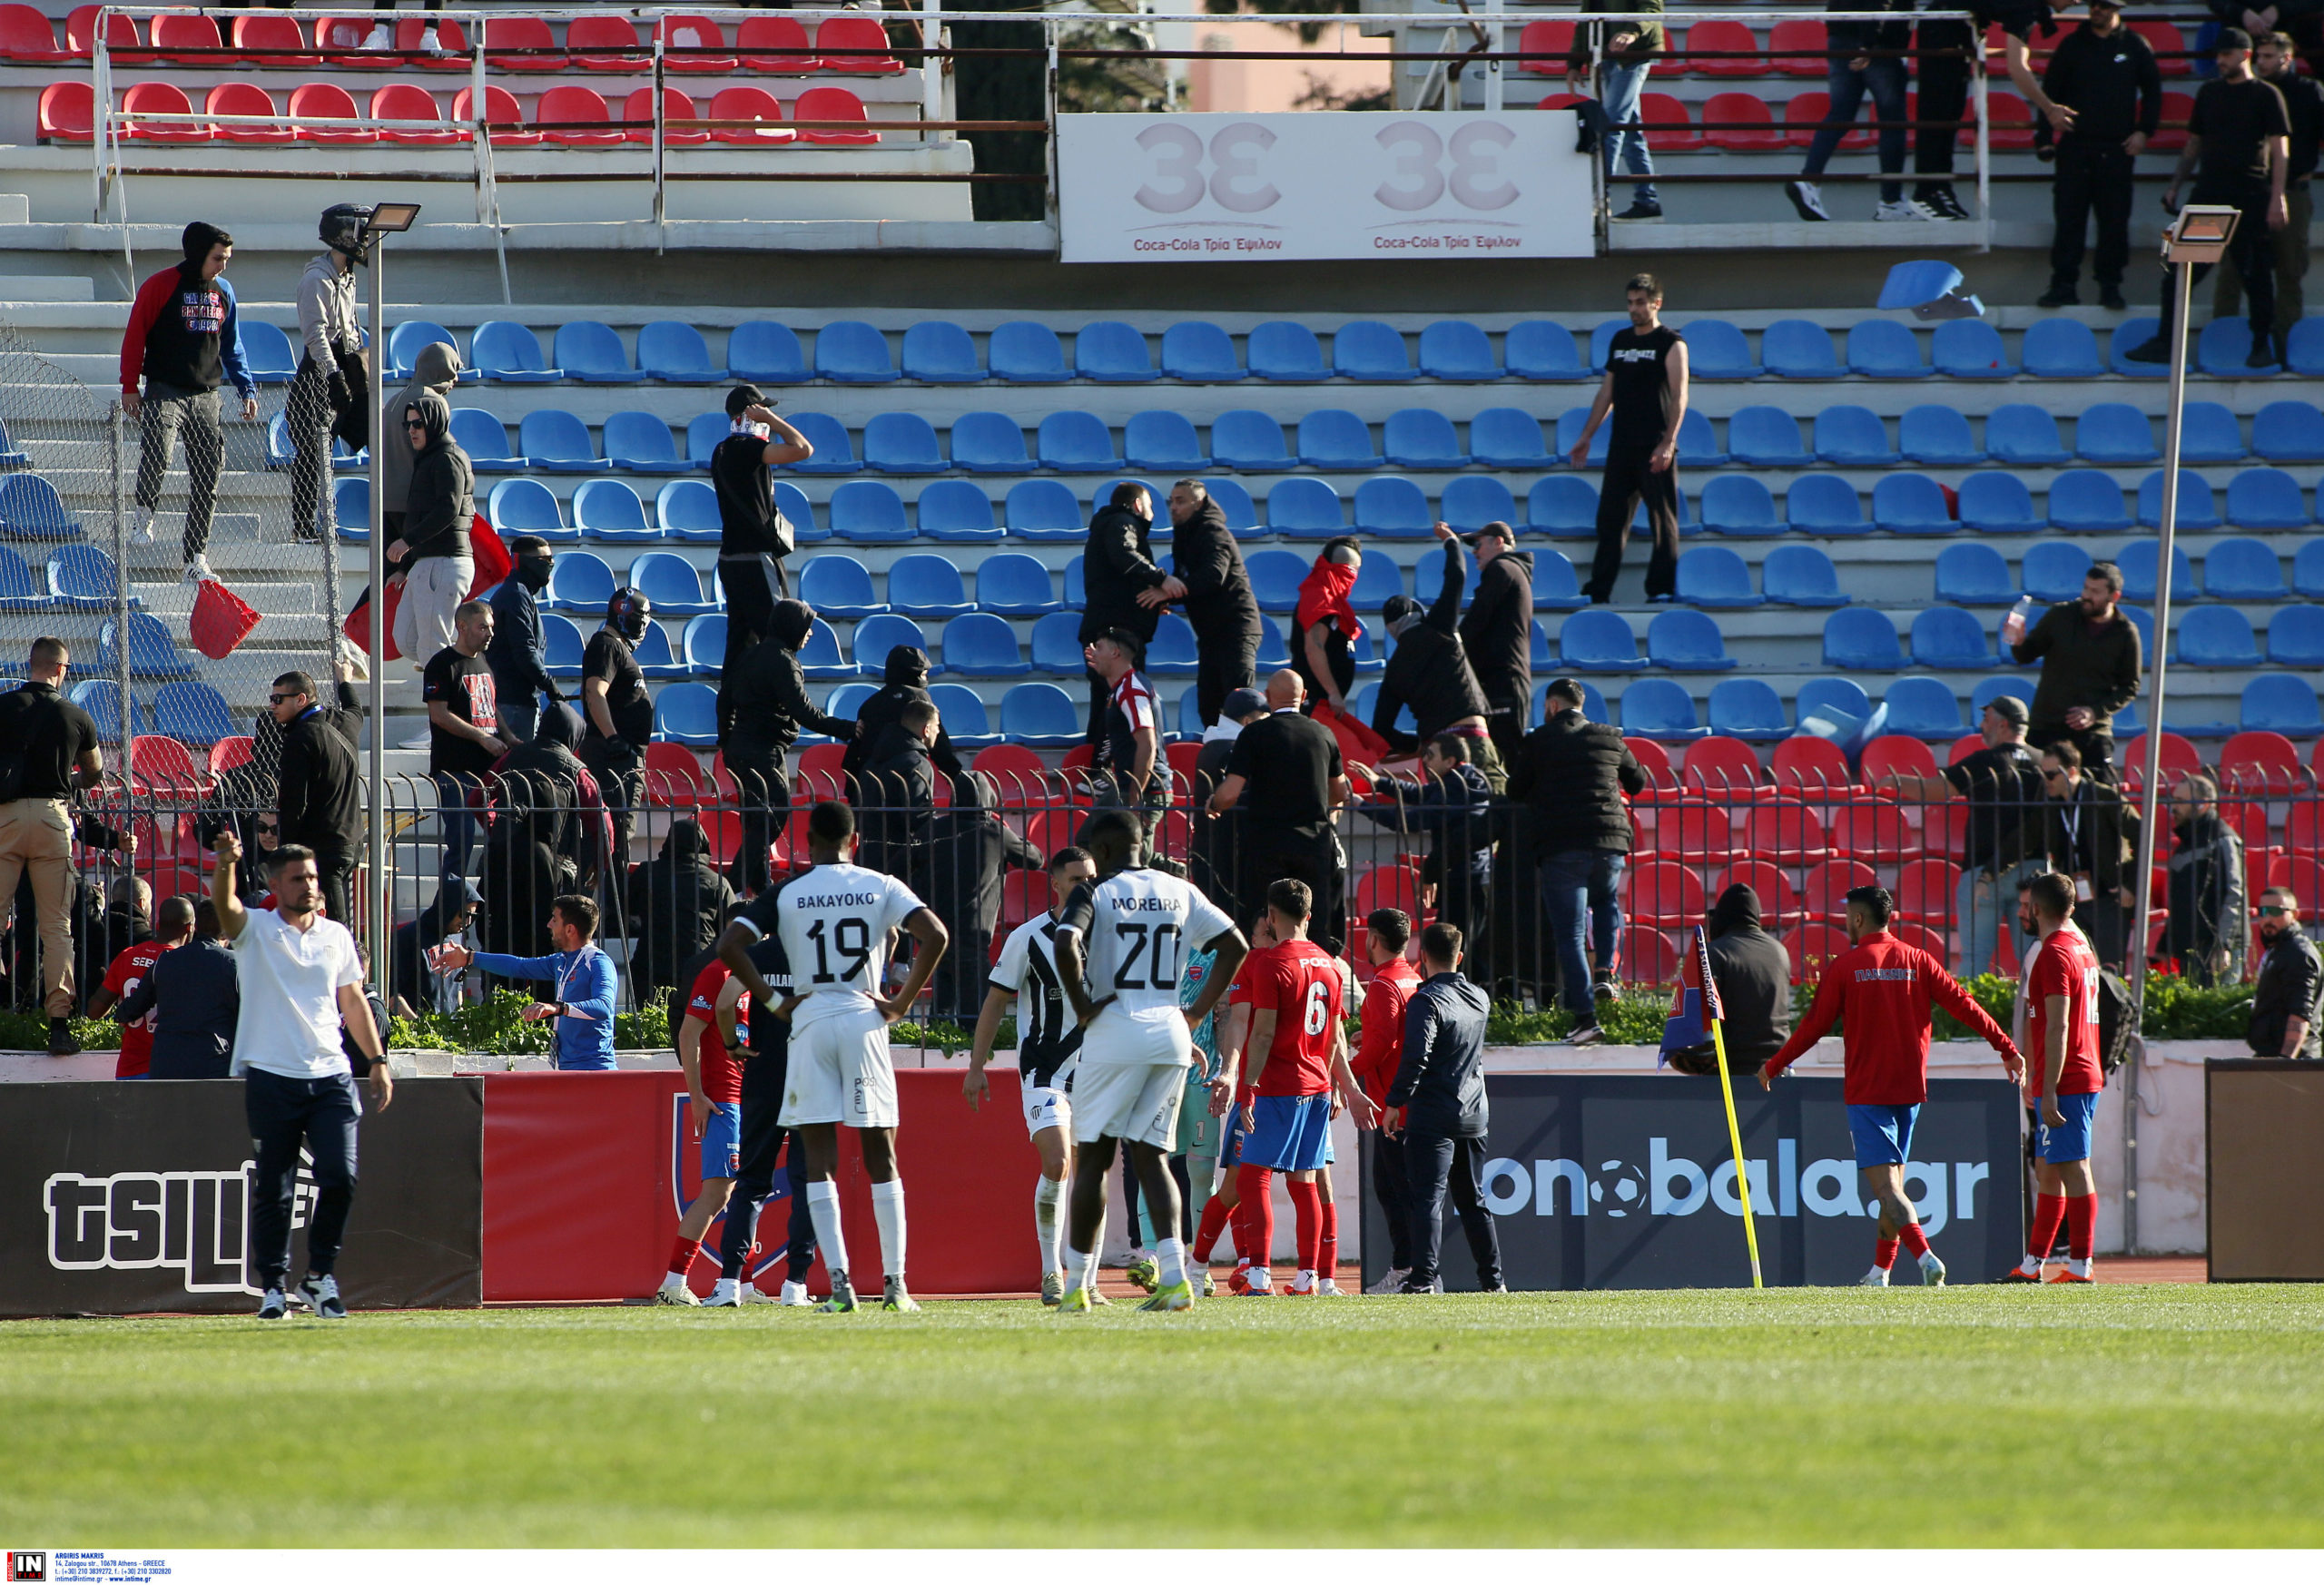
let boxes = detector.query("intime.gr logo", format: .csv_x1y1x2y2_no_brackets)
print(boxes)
44,1168,259,1294
8,1551,48,1582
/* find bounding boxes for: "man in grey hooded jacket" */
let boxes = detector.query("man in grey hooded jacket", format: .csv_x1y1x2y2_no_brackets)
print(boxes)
389,390,476,748
382,340,463,542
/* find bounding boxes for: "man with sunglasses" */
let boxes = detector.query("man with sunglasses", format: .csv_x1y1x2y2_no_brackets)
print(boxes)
2248,889,2321,1060
272,668,362,925
2039,740,2139,970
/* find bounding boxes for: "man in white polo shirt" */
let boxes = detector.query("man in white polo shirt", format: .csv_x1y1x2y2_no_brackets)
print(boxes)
212,827,390,1321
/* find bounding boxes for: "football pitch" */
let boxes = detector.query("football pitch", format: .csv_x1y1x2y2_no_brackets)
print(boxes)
5,1285,2321,1549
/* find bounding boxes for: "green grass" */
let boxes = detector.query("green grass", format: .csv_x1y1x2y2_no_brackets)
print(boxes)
5,1286,2322,1547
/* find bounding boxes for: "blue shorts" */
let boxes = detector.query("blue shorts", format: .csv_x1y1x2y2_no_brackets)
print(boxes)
699,1101,741,1182
1847,1102,1921,1170
2036,1090,2099,1164
1243,1092,1334,1173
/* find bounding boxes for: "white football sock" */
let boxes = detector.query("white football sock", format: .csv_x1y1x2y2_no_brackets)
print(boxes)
871,1179,906,1281
805,1181,848,1281
1062,1241,1091,1295
1034,1176,1063,1275
1156,1236,1187,1289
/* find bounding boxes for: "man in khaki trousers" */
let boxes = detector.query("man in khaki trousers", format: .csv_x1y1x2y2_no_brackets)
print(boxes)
0,635,107,1055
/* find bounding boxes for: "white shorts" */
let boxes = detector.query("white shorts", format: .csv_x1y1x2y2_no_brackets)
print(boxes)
1021,1080,1074,1143
779,1005,899,1129
1070,1062,1185,1151
1084,1006,1194,1069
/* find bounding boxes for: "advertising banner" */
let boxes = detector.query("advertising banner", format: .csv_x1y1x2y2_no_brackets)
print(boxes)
1363,1076,2024,1290
1057,110,1594,263
1,1078,482,1316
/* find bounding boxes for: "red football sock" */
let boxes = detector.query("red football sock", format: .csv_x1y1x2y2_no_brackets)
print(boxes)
2065,1193,2096,1262
1286,1178,1323,1275
2028,1194,2068,1260
1896,1223,1932,1260
1236,1166,1274,1277
667,1236,703,1278
1874,1236,1899,1272
1193,1196,1232,1264
1319,1198,1340,1280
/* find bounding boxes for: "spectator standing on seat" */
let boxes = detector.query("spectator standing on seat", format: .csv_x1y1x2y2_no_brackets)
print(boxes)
1664,883,1794,1077
840,645,959,792
1882,696,2048,978
1457,522,1534,766
2007,560,2141,783
0,635,104,1056
2124,28,2292,369
120,221,258,584
292,208,368,546
1374,526,1502,788
1292,537,1364,719
578,588,655,890
1786,0,1927,222
1508,676,1646,1043
2040,739,2141,970
627,817,734,1009
389,391,477,749
1913,0,2079,222
2165,773,2248,985
119,897,241,1080
2039,0,2162,309
422,600,506,881
487,536,563,746
379,339,461,546
1081,629,1167,828
272,667,363,926
1210,670,1349,947
1572,275,1687,605
2247,887,2322,1058
434,892,620,1071
1078,482,1168,746
1383,922,1504,1295
360,1,449,56
1567,0,1664,220
1351,908,1422,1293
710,385,815,742
1146,478,1261,729
724,599,852,896
2215,30,2323,329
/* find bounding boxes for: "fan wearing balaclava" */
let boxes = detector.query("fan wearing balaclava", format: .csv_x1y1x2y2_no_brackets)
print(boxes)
388,389,477,720
724,598,853,895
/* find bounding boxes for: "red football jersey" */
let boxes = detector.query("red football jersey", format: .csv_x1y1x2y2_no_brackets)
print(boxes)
103,939,168,1079
2025,926,2104,1098
684,958,748,1104
1248,938,1344,1098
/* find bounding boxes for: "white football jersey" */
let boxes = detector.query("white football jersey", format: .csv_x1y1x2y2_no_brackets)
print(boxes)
1059,866,1236,1055
751,863,926,1035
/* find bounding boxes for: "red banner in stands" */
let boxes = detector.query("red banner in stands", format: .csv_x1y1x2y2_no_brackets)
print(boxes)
479,1068,1039,1301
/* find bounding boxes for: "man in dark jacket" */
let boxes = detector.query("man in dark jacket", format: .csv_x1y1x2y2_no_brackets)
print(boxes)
1375,526,1499,785
1384,921,1503,1294
724,599,854,895
2040,0,2162,309
389,876,479,1018
1457,523,1533,766
925,770,1044,1022
1078,481,1168,745
1507,677,1648,1040
271,668,362,927
2166,774,2248,985
1211,670,1349,947
1192,686,1268,911
2217,30,2324,329
1357,733,1495,960
2247,886,2322,1058
389,389,478,748
120,898,240,1079
487,536,563,746
859,698,940,885
1667,884,1792,1076
2040,739,2140,969
1152,478,1262,728
2010,560,2140,783
628,817,736,1006
840,645,960,791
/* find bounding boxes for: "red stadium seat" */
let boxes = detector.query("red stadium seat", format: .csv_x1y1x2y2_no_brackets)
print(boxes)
1164,738,1203,787
971,743,1049,802
815,15,903,74
229,13,311,67
153,864,208,901
1946,733,1984,765
999,868,1048,931
2219,730,2303,794
372,84,461,145
152,11,221,64
1719,859,1803,923
209,736,256,776
1964,90,2035,150
1653,800,1741,864
122,82,208,142
1983,22,2054,70
38,81,94,143
1686,20,1762,77
793,85,881,145
1893,920,1949,960
289,82,374,143
314,13,376,60
1772,735,1856,796
1536,92,1588,112
1702,91,1787,152
132,735,206,793
1829,798,1927,862
1801,857,1876,919
1354,865,1423,920
1640,93,1703,151
624,86,710,144
64,5,143,62
1625,860,1706,930
2150,90,2195,152
1787,920,1854,980
2224,797,2276,869
656,14,737,73
1768,18,1829,76
1680,735,1774,799
2132,19,2189,75
1786,90,1877,151
0,3,65,62
536,84,625,146
566,14,647,72
1516,19,1574,74
705,84,796,144
1624,734,1681,799
2285,801,2324,859
485,15,564,72
1895,857,1961,924
1859,733,1937,789
2312,735,2324,786
208,83,290,143
1747,801,1830,862
2269,854,2324,914
1620,926,1680,986
795,740,850,788
737,15,818,74
644,742,704,808
452,84,543,146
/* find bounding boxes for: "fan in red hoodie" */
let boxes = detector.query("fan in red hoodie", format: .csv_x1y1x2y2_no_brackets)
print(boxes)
1760,883,2024,1289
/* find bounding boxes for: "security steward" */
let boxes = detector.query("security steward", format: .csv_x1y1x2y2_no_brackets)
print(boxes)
0,635,105,1056
2039,0,2162,310
2248,887,2322,1059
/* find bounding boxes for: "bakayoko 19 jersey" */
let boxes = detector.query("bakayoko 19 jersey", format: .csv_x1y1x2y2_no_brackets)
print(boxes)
1059,865,1235,1062
990,911,1084,1089
1248,937,1343,1097
742,861,924,1035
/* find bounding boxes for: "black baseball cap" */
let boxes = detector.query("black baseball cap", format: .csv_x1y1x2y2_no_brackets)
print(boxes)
1466,520,1518,546
2218,25,2253,49
725,384,769,417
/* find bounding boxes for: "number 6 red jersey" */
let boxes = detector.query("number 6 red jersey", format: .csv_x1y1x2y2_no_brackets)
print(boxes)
1248,937,1344,1098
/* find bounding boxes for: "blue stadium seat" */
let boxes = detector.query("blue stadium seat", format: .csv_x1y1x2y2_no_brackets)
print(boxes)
1259,615,1296,672
2268,603,2324,664
851,614,929,672
2203,536,2286,599
1987,402,2071,465
1161,320,1243,381
1528,476,1600,537
1266,477,1344,537
652,682,719,746
1530,620,1552,671
1038,411,1120,473
889,553,975,618
1846,319,1930,378
2242,673,2322,734
2200,316,2278,376
2290,318,2324,376
938,612,1028,676
983,320,1066,382
2117,537,2198,602
2177,605,2261,666
1878,260,1963,308
829,479,915,543
2023,318,2105,378
1795,676,1873,736
1297,409,1381,468
655,478,722,542
926,683,1001,748
1211,409,1292,470
449,407,526,472
1728,406,1810,466
2075,402,2159,465
863,412,945,474
1124,410,1208,471
1560,609,1645,671
1814,405,1899,465
949,410,1031,474
1145,612,1200,675
1882,676,1966,739
44,545,136,610
1353,477,1433,537
1968,676,2031,719
1352,553,1405,610
728,320,807,383
1935,543,2015,605
1823,607,1903,669
1000,681,1082,746
488,477,576,543
1005,478,1084,540
2226,467,2311,528
1418,320,1500,380
2048,469,2132,531
1678,407,1728,466
2253,399,2324,461
1202,477,1260,537
1413,546,1478,609
686,412,729,469
1762,544,1848,605
1871,474,1957,536
1761,319,1840,378
778,482,823,545
1075,320,1156,382
1384,409,1466,468
1249,320,1328,380
1701,474,1782,537
797,618,854,681
0,417,25,468
2021,540,2093,603
627,551,715,616
1531,677,1610,727
1958,471,2040,532
814,320,897,383
153,680,235,744
1440,476,1518,533
519,409,609,473
799,554,887,618
824,682,880,717
1707,677,1790,742
1242,549,1305,614
900,320,981,383
2296,541,2324,598
603,411,689,474
100,611,194,679
1910,606,1992,668
682,613,726,677
1531,551,1587,612
2179,400,2247,463
976,553,1058,616
553,320,643,384
1787,474,1867,534
639,320,725,382
2138,469,2222,530
1931,319,2016,378
917,479,1002,544
1029,611,1087,674
573,477,656,543
1899,403,1984,466
1619,677,1708,740
2109,318,2166,378
1555,406,1611,468
1678,318,1760,379
67,680,144,743
388,319,463,380
1504,320,1591,380
238,320,296,385
1648,608,1734,671
632,620,689,681
1334,320,1414,381
0,544,47,611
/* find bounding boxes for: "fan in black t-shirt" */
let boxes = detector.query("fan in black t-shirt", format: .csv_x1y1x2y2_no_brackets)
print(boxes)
421,606,506,781
709,386,817,732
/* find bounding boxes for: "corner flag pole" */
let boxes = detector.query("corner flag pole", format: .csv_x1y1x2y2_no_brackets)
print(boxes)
1709,1016,1764,1290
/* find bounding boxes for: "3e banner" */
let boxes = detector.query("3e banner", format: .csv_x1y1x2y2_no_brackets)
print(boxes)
1363,1075,2025,1290
0,1079,482,1316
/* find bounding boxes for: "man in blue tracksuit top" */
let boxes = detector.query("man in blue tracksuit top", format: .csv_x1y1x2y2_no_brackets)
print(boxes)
1382,920,1504,1295
435,891,619,1070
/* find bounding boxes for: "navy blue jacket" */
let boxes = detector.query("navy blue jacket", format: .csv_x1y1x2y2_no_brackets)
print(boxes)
487,576,557,704
1386,970,1492,1137
121,936,241,1079
1357,761,1493,891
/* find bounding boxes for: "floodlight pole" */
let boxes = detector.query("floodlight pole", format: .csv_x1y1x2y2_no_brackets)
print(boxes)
367,224,389,1006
